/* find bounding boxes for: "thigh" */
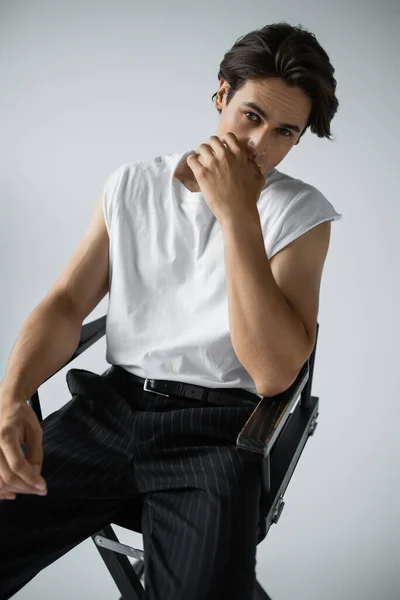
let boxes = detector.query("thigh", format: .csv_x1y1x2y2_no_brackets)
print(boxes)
0,368,139,599
37,368,138,501
141,444,262,600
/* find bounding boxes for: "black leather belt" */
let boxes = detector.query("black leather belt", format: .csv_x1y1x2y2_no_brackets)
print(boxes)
107,365,260,407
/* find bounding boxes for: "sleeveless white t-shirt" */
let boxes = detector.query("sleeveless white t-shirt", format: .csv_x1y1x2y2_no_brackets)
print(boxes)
102,149,342,398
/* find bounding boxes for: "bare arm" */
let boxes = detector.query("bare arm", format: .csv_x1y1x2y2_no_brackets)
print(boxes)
0,193,109,499
0,295,83,401
0,193,109,403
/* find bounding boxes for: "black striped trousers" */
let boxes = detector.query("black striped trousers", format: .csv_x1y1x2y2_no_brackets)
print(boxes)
0,365,263,600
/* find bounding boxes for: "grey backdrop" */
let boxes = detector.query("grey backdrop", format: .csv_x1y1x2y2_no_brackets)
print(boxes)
1,1,399,599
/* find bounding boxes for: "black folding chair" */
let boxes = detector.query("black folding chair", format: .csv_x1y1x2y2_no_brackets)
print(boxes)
28,315,320,600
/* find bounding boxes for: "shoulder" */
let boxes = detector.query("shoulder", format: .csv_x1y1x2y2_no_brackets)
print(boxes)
261,168,325,204
107,150,181,187
260,168,342,220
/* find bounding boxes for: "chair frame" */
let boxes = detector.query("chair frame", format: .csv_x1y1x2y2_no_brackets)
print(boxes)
28,315,320,600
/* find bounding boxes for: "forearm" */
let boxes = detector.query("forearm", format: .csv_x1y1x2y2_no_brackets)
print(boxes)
0,295,83,401
221,212,309,395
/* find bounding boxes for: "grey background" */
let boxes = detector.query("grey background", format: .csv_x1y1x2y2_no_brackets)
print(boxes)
1,1,399,599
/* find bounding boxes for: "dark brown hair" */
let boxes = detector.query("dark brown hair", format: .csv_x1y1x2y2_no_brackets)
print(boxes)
211,22,339,140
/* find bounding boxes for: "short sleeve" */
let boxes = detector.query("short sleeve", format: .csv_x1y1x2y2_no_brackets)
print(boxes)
267,185,342,259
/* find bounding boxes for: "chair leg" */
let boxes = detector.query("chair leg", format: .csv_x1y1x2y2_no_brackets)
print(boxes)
254,579,273,600
133,558,145,581
115,562,145,600
92,525,269,600
91,525,144,600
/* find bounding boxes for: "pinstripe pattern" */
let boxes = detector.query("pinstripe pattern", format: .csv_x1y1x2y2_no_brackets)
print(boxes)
0,366,263,600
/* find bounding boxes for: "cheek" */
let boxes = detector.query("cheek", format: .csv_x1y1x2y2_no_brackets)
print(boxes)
227,112,245,128
270,142,292,158
260,145,288,168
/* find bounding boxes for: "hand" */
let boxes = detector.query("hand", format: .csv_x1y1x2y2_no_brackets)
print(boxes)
186,132,265,224
0,392,47,500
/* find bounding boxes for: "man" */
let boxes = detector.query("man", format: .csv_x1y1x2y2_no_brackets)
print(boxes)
0,22,341,600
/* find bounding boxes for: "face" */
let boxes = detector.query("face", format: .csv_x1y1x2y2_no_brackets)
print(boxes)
214,77,312,174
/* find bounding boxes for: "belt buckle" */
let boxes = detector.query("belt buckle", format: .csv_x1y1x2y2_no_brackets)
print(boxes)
143,378,170,398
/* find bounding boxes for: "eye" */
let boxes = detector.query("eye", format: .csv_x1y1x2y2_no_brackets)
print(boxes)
277,128,293,138
244,112,293,138
244,111,261,123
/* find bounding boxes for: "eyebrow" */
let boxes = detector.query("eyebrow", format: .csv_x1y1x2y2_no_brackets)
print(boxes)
241,102,302,134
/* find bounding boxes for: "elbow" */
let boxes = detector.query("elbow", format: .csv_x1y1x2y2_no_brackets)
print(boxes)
255,364,304,398
254,337,314,397
256,380,290,398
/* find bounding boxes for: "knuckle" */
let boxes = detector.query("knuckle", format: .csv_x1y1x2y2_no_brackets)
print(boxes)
5,476,32,493
0,427,12,441
2,473,14,486
9,458,24,472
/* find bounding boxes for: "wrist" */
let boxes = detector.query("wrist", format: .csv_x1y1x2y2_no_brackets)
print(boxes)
220,207,260,231
0,381,28,405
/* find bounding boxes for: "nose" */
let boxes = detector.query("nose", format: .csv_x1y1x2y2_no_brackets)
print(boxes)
247,139,268,159
248,123,273,155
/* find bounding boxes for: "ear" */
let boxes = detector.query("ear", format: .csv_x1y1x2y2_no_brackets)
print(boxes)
215,79,229,110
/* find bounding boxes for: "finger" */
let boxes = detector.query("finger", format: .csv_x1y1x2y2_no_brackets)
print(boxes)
195,143,214,165
0,492,16,500
1,438,46,493
24,425,44,474
219,132,240,154
0,450,21,494
186,152,203,171
0,452,23,495
0,474,16,499
247,148,257,161
207,136,227,156
0,448,43,495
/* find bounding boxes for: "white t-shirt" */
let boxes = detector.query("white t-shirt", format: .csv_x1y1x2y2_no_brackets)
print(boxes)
102,149,342,398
